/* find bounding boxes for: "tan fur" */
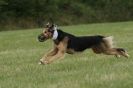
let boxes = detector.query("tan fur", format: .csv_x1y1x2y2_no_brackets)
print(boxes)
92,46,102,54
102,37,129,58
103,36,114,48
39,27,129,64
66,48,75,54
40,37,69,64
92,39,129,58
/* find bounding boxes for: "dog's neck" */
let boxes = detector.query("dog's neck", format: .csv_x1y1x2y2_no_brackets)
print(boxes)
52,27,58,40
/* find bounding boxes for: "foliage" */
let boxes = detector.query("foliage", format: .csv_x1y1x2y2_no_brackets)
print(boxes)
0,0,133,30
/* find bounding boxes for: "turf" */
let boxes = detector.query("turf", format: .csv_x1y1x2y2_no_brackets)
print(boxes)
0,21,133,88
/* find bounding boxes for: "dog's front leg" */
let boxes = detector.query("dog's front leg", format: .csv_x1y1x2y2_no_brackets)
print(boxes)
39,48,58,64
45,50,65,64
40,37,68,65
40,44,66,64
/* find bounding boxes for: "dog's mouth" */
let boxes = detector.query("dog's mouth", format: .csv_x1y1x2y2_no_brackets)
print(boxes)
38,33,47,42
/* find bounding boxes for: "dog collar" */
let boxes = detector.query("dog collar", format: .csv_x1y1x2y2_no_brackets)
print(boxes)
52,27,58,40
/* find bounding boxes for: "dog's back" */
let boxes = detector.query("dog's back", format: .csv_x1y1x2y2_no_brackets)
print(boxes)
67,35,104,51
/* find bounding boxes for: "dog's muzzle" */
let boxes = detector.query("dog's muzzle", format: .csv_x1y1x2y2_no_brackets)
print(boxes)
38,33,47,42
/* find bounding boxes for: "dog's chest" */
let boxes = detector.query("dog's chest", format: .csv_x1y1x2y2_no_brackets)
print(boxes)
54,40,60,45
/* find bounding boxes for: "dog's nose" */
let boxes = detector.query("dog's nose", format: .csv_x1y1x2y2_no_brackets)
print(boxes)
38,33,45,42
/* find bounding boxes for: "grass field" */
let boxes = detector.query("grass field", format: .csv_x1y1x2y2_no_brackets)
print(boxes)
0,21,133,88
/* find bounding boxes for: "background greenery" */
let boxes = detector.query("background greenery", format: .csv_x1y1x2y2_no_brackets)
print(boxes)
0,0,133,30
0,0,132,87
0,22,133,88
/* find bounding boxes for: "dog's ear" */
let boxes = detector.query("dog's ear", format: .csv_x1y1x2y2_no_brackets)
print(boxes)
48,24,57,33
45,22,50,28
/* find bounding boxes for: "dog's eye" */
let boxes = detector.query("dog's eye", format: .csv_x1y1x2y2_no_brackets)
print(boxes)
43,31,47,34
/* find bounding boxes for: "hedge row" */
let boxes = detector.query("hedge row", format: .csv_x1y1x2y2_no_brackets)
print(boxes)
0,0,133,30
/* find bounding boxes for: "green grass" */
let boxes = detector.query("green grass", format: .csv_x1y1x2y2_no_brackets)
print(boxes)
0,21,133,88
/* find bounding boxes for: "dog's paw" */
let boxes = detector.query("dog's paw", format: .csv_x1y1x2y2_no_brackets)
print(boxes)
38,59,44,65
38,59,49,65
38,61,44,65
115,55,121,58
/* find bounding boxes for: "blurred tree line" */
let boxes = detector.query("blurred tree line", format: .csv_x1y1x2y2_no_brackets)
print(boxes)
0,0,133,30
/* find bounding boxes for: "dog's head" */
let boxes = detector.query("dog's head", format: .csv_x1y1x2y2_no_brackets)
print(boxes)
38,23,57,42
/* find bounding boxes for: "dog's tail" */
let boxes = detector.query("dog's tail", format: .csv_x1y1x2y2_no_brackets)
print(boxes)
102,36,114,48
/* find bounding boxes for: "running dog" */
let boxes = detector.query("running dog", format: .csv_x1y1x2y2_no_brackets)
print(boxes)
38,23,129,64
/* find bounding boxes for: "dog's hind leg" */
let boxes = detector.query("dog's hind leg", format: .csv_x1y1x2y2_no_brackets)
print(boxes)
101,36,129,58
92,45,121,57
92,46,103,54
103,48,129,58
115,48,129,58
103,48,120,57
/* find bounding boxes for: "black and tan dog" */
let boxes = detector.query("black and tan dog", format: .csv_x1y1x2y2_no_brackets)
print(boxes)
38,23,129,64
